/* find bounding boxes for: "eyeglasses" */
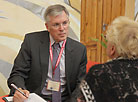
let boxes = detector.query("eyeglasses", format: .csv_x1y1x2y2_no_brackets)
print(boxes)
51,20,69,29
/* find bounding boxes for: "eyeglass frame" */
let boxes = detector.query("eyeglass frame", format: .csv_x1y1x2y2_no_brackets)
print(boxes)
48,19,70,29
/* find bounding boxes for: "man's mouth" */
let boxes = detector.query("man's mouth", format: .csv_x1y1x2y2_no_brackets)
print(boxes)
59,33,66,36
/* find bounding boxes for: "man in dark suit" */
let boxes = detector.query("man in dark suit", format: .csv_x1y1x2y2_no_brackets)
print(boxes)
7,4,87,102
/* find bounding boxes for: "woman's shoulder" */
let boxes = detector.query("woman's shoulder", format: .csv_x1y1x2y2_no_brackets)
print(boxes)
87,59,126,74
86,60,122,81
87,62,109,74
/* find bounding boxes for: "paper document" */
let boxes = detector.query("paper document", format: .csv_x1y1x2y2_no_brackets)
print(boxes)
2,96,13,102
25,93,47,102
3,93,47,102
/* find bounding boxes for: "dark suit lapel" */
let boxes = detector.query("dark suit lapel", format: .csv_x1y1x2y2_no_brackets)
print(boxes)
39,32,50,88
65,38,74,87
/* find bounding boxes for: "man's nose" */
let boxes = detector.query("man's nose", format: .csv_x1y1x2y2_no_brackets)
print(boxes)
59,24,64,30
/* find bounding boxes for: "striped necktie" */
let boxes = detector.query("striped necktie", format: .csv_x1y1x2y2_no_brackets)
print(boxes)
52,43,61,102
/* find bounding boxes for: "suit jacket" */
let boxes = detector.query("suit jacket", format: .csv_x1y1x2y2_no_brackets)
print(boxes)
7,31,87,100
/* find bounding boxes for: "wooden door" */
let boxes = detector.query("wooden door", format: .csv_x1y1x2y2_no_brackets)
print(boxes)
81,0,125,63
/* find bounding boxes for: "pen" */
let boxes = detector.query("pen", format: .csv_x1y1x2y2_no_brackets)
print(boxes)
11,83,28,98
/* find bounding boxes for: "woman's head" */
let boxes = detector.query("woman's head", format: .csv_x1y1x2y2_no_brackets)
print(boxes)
106,16,138,59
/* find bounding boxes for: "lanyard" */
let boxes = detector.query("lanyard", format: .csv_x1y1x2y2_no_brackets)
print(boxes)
49,40,66,75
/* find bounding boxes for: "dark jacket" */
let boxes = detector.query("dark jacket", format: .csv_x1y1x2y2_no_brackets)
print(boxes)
7,31,87,101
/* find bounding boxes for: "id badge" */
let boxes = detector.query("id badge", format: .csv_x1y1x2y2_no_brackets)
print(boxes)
47,80,60,91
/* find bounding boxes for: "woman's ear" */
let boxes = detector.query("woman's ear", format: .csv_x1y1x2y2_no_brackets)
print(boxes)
111,45,115,55
110,44,118,58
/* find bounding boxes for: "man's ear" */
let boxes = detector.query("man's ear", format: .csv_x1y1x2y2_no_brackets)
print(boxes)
45,23,49,31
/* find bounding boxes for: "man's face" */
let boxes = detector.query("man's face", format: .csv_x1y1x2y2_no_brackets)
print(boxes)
45,11,69,42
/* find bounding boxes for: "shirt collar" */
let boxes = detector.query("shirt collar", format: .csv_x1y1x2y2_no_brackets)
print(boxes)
50,34,64,48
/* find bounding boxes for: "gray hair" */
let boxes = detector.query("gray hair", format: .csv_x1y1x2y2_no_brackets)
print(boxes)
44,4,69,23
106,16,138,59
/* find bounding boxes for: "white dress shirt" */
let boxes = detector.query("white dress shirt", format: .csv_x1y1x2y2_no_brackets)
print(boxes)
41,35,66,95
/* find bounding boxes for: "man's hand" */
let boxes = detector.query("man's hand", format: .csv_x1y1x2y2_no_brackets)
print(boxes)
13,88,30,102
